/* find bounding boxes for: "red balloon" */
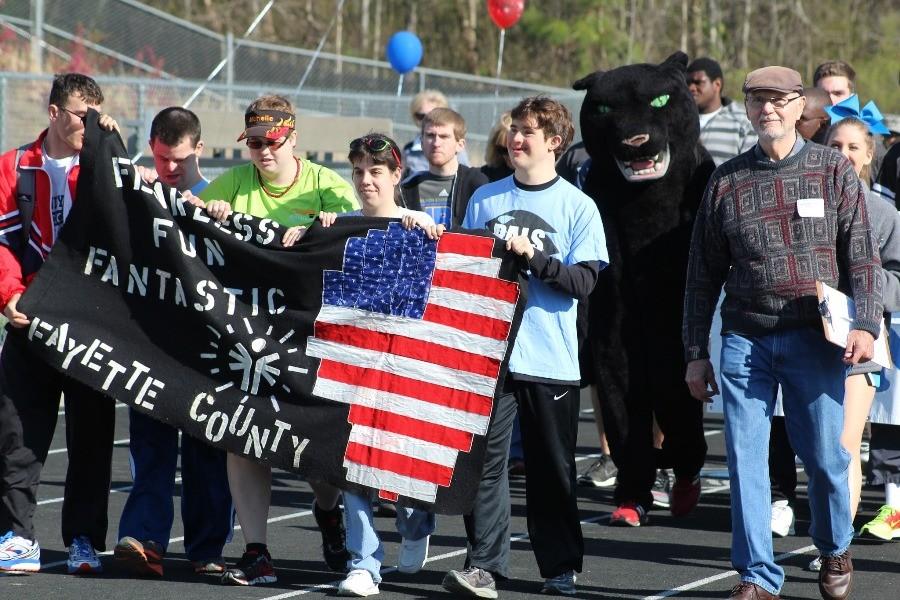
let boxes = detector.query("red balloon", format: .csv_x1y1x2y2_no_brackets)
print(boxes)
487,0,524,30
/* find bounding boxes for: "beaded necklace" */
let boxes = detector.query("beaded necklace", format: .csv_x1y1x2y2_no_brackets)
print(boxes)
257,156,300,199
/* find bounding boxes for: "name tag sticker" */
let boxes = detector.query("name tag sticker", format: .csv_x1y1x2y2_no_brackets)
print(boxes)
797,198,825,218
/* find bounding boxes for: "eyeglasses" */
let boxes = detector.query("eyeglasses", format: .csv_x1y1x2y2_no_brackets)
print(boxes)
413,112,427,121
59,106,87,123
745,94,802,109
349,135,402,167
246,137,288,151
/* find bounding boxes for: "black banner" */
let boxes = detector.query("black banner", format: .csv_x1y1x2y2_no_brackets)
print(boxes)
17,112,526,514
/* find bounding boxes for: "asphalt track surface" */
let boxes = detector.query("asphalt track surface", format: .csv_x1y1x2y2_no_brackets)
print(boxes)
2,392,898,600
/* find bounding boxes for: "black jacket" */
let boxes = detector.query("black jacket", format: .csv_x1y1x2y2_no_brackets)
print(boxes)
400,165,489,229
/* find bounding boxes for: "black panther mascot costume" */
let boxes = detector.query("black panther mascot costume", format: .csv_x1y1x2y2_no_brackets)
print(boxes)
575,51,716,521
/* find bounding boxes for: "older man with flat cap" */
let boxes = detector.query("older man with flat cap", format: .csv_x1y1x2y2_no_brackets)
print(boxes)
682,66,881,600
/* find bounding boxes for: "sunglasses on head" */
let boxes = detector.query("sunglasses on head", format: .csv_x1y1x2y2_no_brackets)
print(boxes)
350,135,402,167
246,137,288,150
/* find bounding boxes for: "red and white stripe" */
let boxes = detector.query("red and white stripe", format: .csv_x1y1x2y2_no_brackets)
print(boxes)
307,232,519,503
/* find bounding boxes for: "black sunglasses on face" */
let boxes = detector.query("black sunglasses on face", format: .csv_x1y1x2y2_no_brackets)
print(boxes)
59,106,88,123
246,137,287,150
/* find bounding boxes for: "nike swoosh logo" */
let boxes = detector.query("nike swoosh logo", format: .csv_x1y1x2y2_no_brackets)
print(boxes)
553,391,569,400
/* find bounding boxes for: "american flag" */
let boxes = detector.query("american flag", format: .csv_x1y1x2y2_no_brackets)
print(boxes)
305,223,520,503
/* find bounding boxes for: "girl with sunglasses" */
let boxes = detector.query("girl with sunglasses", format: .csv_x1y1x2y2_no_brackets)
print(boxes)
198,95,358,586
201,95,357,237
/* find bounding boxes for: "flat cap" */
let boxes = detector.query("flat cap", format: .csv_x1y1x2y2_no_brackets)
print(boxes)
742,66,804,95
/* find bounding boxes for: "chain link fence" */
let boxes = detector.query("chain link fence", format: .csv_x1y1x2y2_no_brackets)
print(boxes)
0,0,584,166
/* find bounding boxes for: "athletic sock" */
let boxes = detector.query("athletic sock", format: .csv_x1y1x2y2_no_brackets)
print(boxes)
886,482,900,510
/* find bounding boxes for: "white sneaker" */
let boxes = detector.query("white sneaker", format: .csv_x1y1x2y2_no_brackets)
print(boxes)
67,535,102,574
770,500,795,537
808,555,822,572
338,568,380,596
397,535,429,574
0,531,40,573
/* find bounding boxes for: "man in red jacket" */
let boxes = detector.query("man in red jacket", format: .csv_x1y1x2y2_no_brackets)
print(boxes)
0,73,120,575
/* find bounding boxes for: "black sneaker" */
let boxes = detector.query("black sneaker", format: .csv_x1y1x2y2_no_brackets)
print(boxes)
313,501,351,572
442,567,498,599
372,498,398,518
221,550,276,586
541,570,577,595
577,454,617,488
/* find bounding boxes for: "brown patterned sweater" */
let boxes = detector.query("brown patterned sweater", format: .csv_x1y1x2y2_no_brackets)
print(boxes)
682,141,883,361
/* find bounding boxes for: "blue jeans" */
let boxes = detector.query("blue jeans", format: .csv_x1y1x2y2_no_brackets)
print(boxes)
343,490,435,582
118,409,234,561
720,329,853,595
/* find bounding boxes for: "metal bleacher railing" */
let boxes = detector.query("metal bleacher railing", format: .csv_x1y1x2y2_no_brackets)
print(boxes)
0,0,583,170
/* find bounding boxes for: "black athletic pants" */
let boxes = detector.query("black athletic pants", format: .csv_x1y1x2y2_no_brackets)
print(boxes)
463,378,583,579
0,331,115,550
868,423,900,486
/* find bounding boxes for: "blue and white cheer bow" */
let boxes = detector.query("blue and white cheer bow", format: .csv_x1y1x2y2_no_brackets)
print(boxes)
825,94,892,135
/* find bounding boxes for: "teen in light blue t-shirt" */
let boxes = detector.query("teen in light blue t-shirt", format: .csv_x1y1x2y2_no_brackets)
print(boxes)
443,97,607,599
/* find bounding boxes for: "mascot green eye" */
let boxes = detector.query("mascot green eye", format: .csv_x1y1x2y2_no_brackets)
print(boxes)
596,104,612,114
650,94,670,108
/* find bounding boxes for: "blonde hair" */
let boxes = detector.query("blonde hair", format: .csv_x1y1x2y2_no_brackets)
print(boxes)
484,112,512,168
422,107,467,140
247,94,295,114
826,117,874,185
410,89,448,120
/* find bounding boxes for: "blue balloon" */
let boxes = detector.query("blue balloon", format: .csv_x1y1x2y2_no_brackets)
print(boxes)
386,31,423,75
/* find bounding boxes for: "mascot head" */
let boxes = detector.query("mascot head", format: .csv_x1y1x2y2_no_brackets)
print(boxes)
573,51,699,183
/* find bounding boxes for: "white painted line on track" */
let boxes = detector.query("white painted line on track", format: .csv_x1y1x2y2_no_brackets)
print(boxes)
57,402,129,417
37,450,603,508
37,476,182,506
46,438,130,456
642,544,817,599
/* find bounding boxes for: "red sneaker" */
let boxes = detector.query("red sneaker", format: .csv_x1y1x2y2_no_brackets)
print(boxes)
670,476,701,517
609,502,648,527
113,536,163,577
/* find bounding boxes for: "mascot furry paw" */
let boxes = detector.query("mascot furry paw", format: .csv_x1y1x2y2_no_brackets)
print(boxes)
574,51,716,515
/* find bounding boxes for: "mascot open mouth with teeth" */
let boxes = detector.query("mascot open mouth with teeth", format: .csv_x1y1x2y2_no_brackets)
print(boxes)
574,52,716,523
